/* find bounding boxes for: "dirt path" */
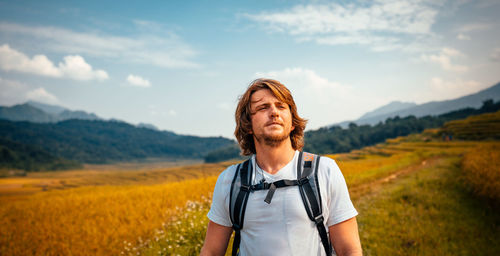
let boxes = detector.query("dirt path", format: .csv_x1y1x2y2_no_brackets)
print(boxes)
349,156,442,201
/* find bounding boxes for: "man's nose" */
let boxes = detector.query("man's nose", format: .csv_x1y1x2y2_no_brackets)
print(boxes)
269,105,279,117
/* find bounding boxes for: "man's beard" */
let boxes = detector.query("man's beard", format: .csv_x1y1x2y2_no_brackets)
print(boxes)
255,131,290,147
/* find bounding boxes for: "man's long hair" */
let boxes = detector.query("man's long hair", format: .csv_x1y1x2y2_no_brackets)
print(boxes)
234,78,307,156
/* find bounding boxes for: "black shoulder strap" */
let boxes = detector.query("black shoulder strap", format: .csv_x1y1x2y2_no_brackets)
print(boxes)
229,159,252,256
297,152,333,256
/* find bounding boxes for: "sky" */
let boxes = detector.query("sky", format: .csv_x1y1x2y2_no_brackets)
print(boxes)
0,0,499,139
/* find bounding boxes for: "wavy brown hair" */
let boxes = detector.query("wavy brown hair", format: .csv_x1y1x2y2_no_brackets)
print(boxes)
234,78,307,156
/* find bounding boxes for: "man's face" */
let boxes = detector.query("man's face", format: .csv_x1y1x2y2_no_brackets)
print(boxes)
249,89,295,147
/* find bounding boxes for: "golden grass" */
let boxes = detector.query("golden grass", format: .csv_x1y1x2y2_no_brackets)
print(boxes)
441,110,500,140
0,161,236,202
461,143,500,201
0,176,218,256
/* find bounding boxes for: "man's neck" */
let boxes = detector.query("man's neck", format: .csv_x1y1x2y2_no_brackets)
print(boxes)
254,139,296,175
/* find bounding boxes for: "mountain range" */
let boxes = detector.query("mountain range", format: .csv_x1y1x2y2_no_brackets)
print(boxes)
0,101,159,130
335,81,500,127
0,101,100,123
1,81,500,171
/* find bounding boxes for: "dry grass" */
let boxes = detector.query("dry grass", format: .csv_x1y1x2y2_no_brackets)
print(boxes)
0,176,219,255
0,161,236,202
461,143,500,202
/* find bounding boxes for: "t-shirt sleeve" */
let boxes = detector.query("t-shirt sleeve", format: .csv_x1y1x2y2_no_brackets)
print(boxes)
322,157,358,227
207,165,235,227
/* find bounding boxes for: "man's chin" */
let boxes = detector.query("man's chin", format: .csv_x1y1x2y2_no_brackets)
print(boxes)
256,132,290,147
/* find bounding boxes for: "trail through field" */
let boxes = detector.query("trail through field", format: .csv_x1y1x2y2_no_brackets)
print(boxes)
349,156,440,201
353,155,500,256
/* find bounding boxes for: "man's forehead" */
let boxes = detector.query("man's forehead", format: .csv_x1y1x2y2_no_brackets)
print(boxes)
250,89,282,104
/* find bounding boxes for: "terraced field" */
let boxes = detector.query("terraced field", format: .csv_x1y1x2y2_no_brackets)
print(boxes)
1,132,499,255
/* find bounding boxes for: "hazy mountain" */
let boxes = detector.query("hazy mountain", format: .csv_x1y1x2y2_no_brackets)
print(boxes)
26,101,66,115
57,109,100,121
335,81,500,127
137,123,159,131
335,101,417,128
359,101,417,120
0,104,56,122
0,101,101,123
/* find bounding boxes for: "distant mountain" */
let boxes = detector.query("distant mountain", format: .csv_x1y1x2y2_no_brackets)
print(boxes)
0,101,101,123
137,122,159,131
336,101,417,128
57,109,100,121
358,101,417,120
335,81,500,127
26,101,66,115
0,104,56,122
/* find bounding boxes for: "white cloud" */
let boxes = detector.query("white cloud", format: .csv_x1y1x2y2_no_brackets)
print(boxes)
0,22,199,69
126,74,151,87
253,68,376,127
0,44,108,81
490,48,500,62
59,55,108,81
26,87,59,104
246,0,444,52
0,44,61,77
429,77,483,99
421,47,468,72
441,47,462,57
456,33,471,40
255,67,348,100
0,77,59,105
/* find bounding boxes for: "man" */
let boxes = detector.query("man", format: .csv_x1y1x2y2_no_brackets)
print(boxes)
200,79,362,256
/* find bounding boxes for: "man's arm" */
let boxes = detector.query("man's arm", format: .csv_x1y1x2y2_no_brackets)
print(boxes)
329,217,362,256
200,220,233,256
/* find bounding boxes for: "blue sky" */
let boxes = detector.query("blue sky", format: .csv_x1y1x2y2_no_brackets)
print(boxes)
1,0,499,138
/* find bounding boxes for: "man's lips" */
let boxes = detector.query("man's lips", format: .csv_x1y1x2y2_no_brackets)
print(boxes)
266,122,283,127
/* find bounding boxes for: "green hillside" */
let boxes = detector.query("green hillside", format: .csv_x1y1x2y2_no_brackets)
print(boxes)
0,119,234,171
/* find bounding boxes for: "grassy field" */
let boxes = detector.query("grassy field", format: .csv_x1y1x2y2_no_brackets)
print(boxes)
0,160,236,202
137,138,500,256
1,133,499,255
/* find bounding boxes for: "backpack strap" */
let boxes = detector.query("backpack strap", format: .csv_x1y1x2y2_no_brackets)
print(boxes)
297,152,333,256
229,153,332,256
229,159,252,256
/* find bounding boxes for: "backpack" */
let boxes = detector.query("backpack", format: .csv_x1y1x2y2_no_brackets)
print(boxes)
229,152,332,256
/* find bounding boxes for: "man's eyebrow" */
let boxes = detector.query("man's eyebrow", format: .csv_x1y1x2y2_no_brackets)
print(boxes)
250,98,264,104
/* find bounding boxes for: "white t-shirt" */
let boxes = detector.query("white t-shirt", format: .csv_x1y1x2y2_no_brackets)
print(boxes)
207,151,358,256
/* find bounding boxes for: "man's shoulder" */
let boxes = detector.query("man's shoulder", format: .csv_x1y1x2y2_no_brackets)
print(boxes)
302,152,338,168
302,152,341,178
215,161,244,186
